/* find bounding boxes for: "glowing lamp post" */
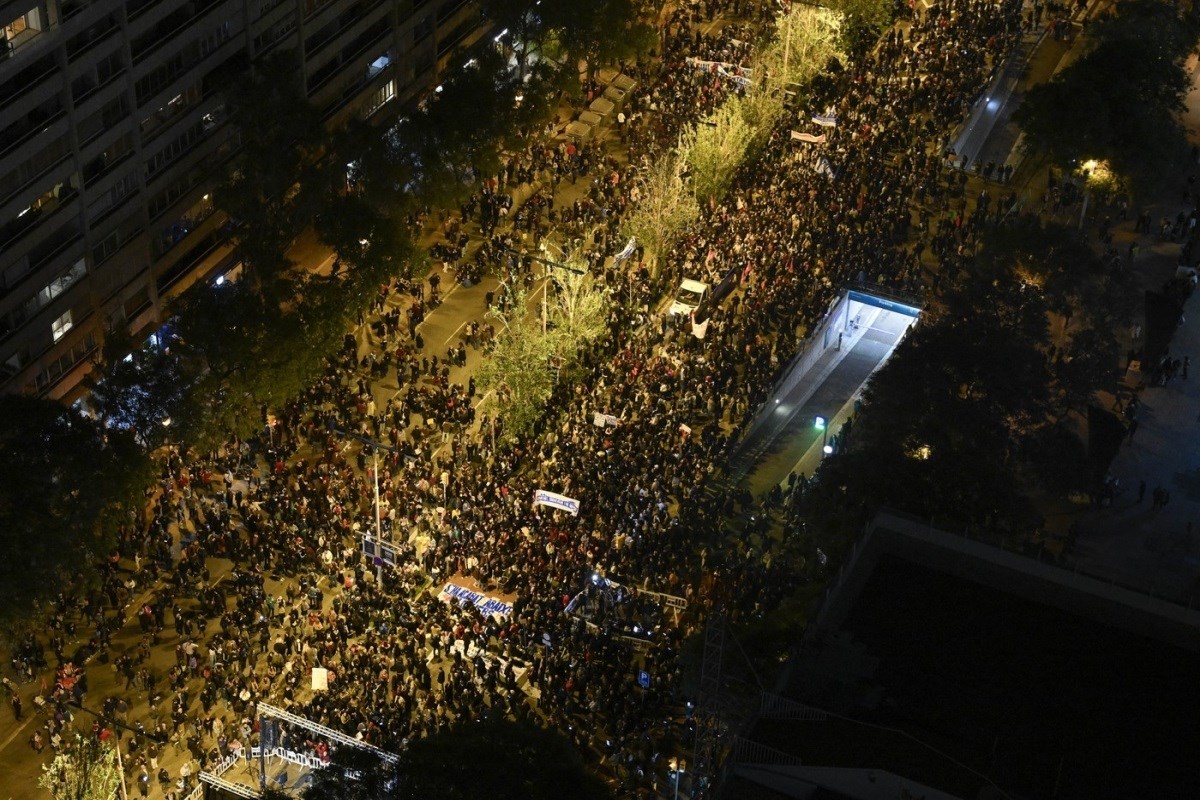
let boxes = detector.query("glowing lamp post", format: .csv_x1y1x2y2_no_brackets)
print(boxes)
814,415,831,455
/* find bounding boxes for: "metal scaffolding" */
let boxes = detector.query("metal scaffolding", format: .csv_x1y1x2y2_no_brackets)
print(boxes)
198,772,261,799
256,701,400,763
691,612,727,796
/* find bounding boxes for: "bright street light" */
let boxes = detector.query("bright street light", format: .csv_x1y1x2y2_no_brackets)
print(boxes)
669,758,685,800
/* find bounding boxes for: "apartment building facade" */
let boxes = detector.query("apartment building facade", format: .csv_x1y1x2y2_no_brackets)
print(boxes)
0,0,489,401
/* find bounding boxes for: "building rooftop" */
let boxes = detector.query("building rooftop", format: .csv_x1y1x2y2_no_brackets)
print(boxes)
736,513,1200,800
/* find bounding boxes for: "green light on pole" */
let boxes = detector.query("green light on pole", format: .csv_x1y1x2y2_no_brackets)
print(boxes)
815,416,829,454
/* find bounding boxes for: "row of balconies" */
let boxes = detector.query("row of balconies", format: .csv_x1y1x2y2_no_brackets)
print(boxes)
0,0,491,399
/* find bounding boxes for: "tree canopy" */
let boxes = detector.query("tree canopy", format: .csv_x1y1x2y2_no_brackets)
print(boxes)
477,284,560,444
397,717,611,800
39,735,122,800
1014,0,1197,197
0,396,150,625
621,152,700,271
217,50,338,300
806,217,1134,538
301,719,610,800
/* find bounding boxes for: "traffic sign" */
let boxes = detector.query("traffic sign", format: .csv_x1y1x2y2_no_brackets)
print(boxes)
638,671,651,689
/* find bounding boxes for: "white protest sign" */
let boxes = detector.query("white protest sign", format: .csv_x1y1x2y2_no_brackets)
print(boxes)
534,489,581,516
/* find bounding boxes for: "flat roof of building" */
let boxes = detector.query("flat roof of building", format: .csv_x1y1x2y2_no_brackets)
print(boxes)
755,513,1200,800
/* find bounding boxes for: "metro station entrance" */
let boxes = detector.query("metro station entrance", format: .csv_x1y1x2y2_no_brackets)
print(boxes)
727,285,922,489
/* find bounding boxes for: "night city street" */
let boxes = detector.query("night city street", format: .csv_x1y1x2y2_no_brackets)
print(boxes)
3,0,1200,799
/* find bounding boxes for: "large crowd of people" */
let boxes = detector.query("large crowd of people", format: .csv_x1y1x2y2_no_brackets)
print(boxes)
9,0,1030,798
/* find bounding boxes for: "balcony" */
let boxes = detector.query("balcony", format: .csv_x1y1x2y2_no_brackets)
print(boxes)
305,0,385,59
59,0,100,23
436,15,476,58
0,184,79,254
307,18,389,95
145,116,235,194
72,58,127,107
125,0,169,22
129,0,232,65
2,21,42,58
436,0,467,24
28,228,84,274
65,14,119,62
0,148,73,209
82,149,135,189
0,51,57,107
155,227,228,295
0,104,67,163
133,21,242,110
0,225,84,299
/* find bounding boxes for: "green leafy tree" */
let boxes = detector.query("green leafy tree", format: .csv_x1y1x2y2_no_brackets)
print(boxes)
540,0,654,82
741,5,845,143
399,48,537,208
621,153,699,273
38,735,122,800
826,0,892,52
344,118,420,215
479,0,549,81
549,265,610,362
769,4,845,92
0,397,150,623
975,216,1133,416
683,96,755,202
168,271,355,450
1056,325,1119,418
807,261,1056,536
477,284,559,444
314,188,421,291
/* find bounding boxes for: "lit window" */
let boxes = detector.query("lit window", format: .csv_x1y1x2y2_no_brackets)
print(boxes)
364,79,396,117
51,310,72,342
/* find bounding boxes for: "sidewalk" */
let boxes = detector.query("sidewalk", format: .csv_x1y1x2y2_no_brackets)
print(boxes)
1045,56,1200,607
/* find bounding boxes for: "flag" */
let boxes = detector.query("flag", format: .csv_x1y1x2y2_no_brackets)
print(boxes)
790,131,827,144
613,237,636,265
691,317,710,339
811,113,837,128
816,156,837,180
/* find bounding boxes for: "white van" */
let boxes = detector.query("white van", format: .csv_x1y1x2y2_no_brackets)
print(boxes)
668,278,710,316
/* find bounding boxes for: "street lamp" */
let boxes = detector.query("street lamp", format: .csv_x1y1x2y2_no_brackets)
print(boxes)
506,245,587,334
814,416,829,455
669,757,685,800
325,419,406,584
